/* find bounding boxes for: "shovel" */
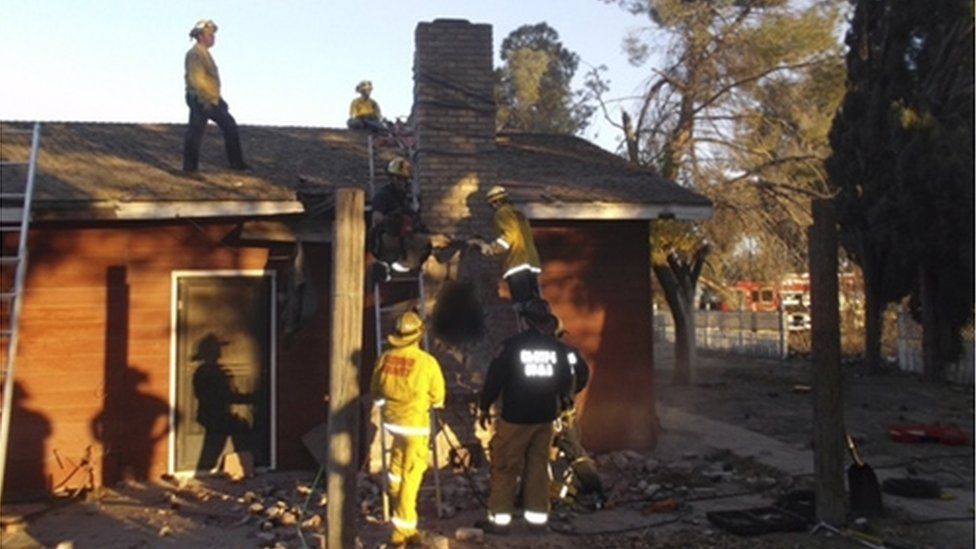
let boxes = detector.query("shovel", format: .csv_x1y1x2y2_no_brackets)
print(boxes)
846,433,883,517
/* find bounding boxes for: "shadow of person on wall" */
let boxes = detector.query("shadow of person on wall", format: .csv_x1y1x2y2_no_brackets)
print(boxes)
5,381,52,502
91,368,170,482
191,333,255,472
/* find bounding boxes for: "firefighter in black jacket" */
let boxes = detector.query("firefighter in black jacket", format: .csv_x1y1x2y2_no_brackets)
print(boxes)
476,298,574,534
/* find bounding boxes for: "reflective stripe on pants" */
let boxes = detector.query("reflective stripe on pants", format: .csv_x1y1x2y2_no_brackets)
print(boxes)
487,419,554,519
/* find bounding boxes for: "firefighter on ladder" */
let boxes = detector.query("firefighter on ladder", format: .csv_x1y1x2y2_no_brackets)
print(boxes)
370,311,446,547
369,157,433,284
467,186,542,311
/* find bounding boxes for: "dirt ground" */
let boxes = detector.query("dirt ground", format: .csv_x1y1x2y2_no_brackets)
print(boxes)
2,346,972,549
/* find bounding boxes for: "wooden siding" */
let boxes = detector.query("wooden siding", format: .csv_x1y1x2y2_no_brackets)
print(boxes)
2,221,331,500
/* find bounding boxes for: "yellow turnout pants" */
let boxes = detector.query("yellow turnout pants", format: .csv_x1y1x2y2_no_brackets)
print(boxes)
387,430,429,543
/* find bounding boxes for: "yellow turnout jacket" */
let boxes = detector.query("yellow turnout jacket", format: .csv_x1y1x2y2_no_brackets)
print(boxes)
371,343,445,434
184,43,221,106
490,203,541,277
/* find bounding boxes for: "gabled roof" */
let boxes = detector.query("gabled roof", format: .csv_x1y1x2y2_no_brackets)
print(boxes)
0,122,711,221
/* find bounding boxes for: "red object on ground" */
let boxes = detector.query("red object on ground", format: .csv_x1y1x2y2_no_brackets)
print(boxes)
887,424,970,446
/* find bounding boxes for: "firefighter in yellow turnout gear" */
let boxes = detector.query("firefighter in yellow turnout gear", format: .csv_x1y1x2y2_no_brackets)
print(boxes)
468,186,542,307
370,311,446,546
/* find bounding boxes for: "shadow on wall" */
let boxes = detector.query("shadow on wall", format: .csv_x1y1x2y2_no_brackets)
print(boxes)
191,333,257,472
3,382,52,502
535,221,658,452
92,266,171,486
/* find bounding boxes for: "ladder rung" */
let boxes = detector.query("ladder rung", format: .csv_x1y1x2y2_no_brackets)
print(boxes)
0,226,20,232
0,292,17,301
0,162,28,168
0,329,11,338
0,193,26,199
0,257,21,265
1,129,34,135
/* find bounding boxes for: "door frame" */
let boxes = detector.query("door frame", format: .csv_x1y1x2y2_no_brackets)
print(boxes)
168,269,277,475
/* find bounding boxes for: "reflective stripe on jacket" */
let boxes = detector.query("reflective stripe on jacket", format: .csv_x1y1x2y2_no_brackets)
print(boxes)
370,343,445,429
491,203,541,273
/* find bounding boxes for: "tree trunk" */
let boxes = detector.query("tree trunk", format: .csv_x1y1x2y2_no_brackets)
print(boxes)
621,110,640,165
809,199,846,524
919,262,947,381
862,263,883,372
654,262,700,386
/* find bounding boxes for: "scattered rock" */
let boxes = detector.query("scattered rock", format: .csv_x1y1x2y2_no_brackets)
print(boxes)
296,484,312,496
256,531,276,543
54,542,74,549
681,451,699,460
279,511,298,527
642,458,659,472
158,525,173,537
244,491,260,503
249,503,265,515
301,514,323,530
644,483,661,497
260,520,274,531
611,453,629,469
455,527,484,542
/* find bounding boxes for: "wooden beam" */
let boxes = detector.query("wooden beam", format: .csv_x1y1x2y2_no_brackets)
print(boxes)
327,187,365,549
808,198,846,524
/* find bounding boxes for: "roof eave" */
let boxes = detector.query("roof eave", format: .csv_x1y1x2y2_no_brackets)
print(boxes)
521,201,713,221
31,199,306,221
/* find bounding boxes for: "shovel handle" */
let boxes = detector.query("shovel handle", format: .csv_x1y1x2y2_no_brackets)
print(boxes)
846,433,865,467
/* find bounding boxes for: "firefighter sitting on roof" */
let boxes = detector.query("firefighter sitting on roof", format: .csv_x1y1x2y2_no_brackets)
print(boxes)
368,157,433,284
468,185,542,310
370,311,446,547
347,80,385,133
549,316,607,509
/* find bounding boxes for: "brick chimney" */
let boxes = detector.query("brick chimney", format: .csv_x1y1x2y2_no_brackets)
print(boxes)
412,19,497,240
412,20,509,439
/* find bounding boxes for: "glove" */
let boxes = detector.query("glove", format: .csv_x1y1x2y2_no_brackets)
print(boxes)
466,238,485,249
479,242,493,255
477,409,491,430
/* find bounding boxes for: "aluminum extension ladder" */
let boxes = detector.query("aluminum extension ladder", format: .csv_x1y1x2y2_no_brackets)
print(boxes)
0,122,41,506
366,132,443,523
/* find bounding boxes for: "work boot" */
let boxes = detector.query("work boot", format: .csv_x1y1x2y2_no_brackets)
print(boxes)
473,518,510,536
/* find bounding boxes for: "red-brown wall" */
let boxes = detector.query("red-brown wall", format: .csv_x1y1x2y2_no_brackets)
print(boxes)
2,220,330,501
535,221,657,452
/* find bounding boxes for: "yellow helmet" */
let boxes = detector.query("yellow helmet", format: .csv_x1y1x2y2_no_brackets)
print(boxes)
189,19,218,39
486,185,508,203
387,157,412,178
388,311,424,347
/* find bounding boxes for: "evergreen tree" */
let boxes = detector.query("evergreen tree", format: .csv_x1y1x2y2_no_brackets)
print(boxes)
495,23,595,134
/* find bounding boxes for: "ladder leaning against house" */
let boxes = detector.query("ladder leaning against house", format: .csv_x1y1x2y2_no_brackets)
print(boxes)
365,132,443,522
0,122,42,505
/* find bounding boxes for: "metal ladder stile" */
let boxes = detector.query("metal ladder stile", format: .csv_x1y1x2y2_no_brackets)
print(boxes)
0,122,42,506
368,128,443,523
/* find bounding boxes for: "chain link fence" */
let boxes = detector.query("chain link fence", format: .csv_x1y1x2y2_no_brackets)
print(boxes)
896,311,974,385
653,308,789,360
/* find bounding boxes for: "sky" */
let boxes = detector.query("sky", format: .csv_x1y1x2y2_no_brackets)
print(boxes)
0,0,664,153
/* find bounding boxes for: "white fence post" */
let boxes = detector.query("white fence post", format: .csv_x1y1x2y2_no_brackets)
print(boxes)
778,307,787,359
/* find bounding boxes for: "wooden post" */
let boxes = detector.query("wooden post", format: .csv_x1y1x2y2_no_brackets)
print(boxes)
808,198,846,524
327,188,366,549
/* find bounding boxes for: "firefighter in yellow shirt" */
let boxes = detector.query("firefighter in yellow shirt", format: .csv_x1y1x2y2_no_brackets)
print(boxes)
469,186,543,308
182,19,248,173
370,311,446,546
347,80,385,132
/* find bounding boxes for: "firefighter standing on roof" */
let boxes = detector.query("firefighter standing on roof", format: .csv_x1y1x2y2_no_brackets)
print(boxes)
370,311,445,547
476,298,573,534
182,19,249,173
468,186,542,308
